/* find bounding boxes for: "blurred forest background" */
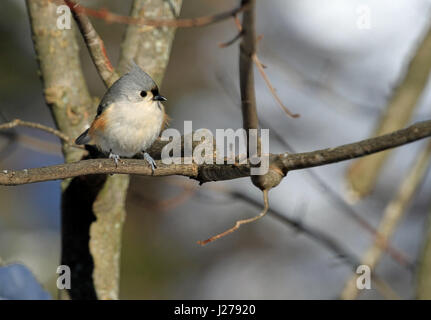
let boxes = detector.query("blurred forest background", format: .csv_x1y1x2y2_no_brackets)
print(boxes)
1,0,431,299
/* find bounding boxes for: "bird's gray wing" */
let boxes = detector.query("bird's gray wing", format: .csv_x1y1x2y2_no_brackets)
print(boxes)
96,78,129,117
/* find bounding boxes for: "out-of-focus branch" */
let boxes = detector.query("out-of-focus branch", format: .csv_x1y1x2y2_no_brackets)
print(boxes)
65,0,118,87
346,23,431,200
417,204,431,299
0,119,82,156
65,0,132,300
118,0,182,81
341,139,431,300
217,71,411,268
63,0,247,28
255,116,412,269
26,0,93,163
193,184,399,299
0,119,72,145
1,120,431,185
26,0,97,301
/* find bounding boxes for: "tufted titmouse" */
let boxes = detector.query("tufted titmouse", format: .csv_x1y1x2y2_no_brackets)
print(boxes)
75,62,167,171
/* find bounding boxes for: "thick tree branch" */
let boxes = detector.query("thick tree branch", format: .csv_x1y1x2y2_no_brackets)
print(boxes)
26,0,98,300
1,120,430,186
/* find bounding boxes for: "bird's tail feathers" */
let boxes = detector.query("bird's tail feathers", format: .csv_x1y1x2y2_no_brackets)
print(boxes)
75,129,91,145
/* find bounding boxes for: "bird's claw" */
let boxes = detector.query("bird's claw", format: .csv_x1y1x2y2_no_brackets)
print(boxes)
109,152,120,168
143,152,157,173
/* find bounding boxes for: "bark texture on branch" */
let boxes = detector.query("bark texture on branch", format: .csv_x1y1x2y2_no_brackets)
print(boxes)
1,120,430,186
26,0,183,300
65,0,119,87
237,0,284,191
118,0,183,79
239,0,258,134
26,0,99,300
26,0,93,163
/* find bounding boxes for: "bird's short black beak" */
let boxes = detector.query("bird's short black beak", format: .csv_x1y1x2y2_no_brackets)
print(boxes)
153,95,167,101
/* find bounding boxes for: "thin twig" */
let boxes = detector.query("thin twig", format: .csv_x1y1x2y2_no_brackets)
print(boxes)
233,8,299,119
219,30,244,48
65,0,118,87
63,0,249,28
17,134,62,155
188,182,399,299
197,189,269,245
0,119,71,144
215,74,412,269
132,182,196,212
256,117,412,269
252,53,300,118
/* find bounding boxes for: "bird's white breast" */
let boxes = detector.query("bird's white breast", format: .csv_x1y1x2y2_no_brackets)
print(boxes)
96,100,164,157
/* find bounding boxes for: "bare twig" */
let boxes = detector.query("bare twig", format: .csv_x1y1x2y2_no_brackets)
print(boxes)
134,183,196,212
0,119,78,146
216,75,413,268
252,53,300,118
63,0,248,28
256,117,412,269
15,134,62,155
65,0,118,87
219,30,244,48
341,139,431,300
197,189,269,245
0,120,430,186
233,9,299,119
189,183,399,299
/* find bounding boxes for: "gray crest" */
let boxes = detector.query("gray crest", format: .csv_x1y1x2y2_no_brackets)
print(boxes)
96,61,158,116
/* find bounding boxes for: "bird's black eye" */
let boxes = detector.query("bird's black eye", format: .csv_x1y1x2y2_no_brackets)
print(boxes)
140,91,147,97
